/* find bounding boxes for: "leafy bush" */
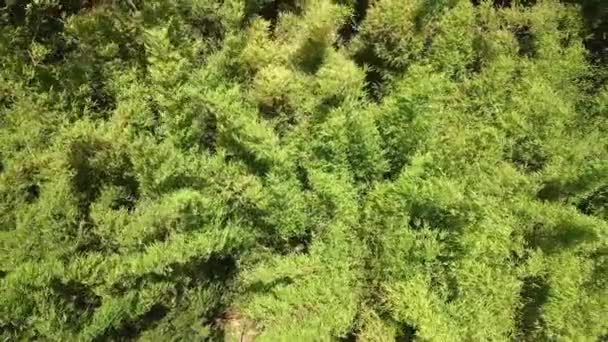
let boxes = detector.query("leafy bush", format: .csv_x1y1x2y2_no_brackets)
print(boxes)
0,0,606,340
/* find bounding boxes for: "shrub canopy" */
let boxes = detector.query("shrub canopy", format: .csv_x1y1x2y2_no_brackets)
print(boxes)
0,0,607,340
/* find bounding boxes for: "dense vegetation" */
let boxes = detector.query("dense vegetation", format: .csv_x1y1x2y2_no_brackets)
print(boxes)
1,0,607,340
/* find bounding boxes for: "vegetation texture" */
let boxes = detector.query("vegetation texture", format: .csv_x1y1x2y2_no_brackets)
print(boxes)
1,0,607,340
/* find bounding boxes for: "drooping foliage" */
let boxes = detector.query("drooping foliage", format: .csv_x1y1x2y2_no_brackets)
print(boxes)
0,0,606,340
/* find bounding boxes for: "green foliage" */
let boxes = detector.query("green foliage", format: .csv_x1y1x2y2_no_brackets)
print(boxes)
1,0,607,340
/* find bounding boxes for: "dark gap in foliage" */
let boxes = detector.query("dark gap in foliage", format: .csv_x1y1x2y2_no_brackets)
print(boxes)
467,53,484,75
54,0,92,16
286,229,312,254
433,240,464,300
509,230,530,267
175,256,239,336
258,217,313,255
395,322,417,342
209,317,229,341
276,116,299,139
181,253,238,285
110,254,238,328
225,144,271,177
320,94,346,113
2,0,85,41
588,248,607,290
73,228,108,255
198,111,218,153
577,185,607,219
422,35,435,63
337,0,369,44
578,0,608,66
510,249,526,269
559,31,573,50
28,66,62,93
470,0,512,8
213,310,259,342
519,0,537,6
110,273,165,295
337,324,359,342
0,269,6,279
1,0,68,42
97,304,169,341
413,0,449,34
33,17,65,43
536,180,564,202
245,0,304,34
68,140,140,221
115,184,139,211
258,101,277,120
50,278,103,311
113,172,139,212
49,278,102,329
0,83,15,109
295,38,327,74
513,25,536,58
175,5,225,46
408,203,465,232
193,16,225,44
535,176,595,203
382,163,406,182
136,254,237,291
295,162,312,191
22,183,40,203
69,144,96,218
245,276,296,294
353,45,388,101
556,16,575,50
109,191,137,212
468,32,490,74
145,98,162,136
444,268,460,303
90,77,116,114
3,0,27,26
470,0,536,8
493,0,512,8
258,98,296,123
259,102,298,138
575,67,608,103
380,98,419,180
225,193,270,237
0,322,23,340
514,276,549,340
508,136,546,173
559,0,608,90
525,222,596,254
118,38,146,69
429,263,459,302
41,36,79,64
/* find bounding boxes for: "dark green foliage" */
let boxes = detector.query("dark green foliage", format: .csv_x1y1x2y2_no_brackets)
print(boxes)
1,0,607,340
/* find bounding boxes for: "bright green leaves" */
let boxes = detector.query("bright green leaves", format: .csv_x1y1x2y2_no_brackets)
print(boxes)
287,0,350,73
427,1,476,79
256,172,312,248
354,0,428,71
1,0,607,340
145,26,193,88
234,170,362,340
251,64,309,120
115,189,227,251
